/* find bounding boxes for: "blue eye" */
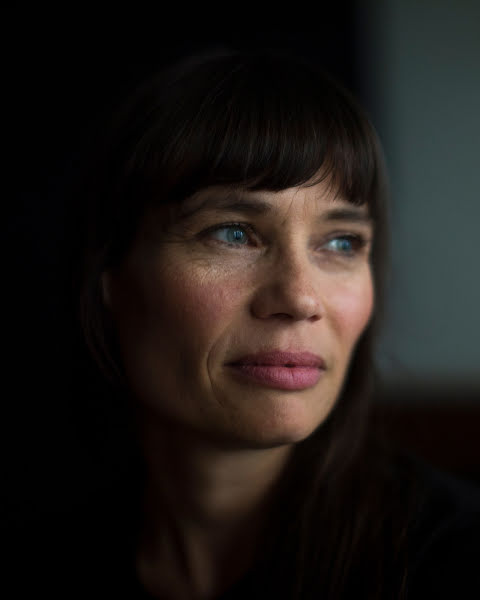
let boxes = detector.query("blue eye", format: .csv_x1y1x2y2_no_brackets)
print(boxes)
325,235,363,255
210,224,250,245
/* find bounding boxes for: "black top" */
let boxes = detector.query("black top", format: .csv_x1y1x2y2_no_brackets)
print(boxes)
401,462,480,598
3,456,480,599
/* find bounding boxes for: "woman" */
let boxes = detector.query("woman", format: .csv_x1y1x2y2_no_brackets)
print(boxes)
7,47,480,599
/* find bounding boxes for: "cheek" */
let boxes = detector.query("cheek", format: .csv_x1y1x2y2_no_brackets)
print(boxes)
162,265,248,335
119,259,249,356
108,260,251,407
327,273,374,347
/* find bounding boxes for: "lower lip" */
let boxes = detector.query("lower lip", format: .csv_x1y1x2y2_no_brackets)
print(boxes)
227,365,323,390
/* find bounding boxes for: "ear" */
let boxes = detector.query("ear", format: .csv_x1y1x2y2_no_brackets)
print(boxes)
101,271,112,309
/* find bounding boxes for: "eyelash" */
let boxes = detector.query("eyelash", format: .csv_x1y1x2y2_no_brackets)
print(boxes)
201,222,370,257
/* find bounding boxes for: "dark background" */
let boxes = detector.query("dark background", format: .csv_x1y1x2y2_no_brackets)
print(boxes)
4,8,479,524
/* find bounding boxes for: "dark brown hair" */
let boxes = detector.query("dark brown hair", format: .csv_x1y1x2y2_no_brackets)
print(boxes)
74,47,419,599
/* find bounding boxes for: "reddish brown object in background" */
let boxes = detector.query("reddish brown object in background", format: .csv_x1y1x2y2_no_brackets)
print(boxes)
372,399,480,482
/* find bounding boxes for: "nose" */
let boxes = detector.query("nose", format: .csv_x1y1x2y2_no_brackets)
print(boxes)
250,248,324,322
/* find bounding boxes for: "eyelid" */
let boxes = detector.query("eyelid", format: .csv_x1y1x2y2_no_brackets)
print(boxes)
323,228,372,243
323,222,372,235
324,231,370,241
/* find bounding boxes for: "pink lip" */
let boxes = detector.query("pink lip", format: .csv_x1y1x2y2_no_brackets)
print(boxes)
227,351,325,390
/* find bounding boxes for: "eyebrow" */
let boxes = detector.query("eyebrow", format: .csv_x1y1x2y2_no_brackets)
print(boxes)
178,194,373,225
178,195,271,219
321,208,373,225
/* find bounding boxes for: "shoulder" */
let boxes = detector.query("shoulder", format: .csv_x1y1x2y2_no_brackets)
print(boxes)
406,459,480,598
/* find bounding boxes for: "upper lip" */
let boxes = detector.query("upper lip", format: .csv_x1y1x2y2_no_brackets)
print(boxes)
228,351,325,368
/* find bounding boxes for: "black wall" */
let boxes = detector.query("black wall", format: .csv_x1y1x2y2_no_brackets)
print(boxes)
5,17,358,521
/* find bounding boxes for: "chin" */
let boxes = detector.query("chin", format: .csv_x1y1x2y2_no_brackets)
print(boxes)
260,396,336,445
215,410,328,450
211,376,339,449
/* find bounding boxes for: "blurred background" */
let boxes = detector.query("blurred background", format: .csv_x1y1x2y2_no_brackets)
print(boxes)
356,0,480,481
359,0,480,395
4,2,480,522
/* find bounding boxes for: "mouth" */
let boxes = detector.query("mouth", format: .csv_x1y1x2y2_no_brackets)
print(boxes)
228,350,325,369
227,351,325,390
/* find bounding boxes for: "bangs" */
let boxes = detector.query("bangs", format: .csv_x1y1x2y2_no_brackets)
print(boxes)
120,51,382,211
79,48,388,386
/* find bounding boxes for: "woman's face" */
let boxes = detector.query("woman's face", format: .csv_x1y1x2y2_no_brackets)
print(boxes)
103,181,374,449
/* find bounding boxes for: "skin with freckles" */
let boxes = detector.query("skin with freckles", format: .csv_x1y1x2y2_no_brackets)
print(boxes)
101,179,375,598
103,180,374,450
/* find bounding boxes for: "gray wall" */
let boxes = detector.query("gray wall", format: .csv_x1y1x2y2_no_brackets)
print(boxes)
358,1,480,397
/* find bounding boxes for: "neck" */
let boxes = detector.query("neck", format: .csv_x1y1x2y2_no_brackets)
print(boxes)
134,414,293,599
